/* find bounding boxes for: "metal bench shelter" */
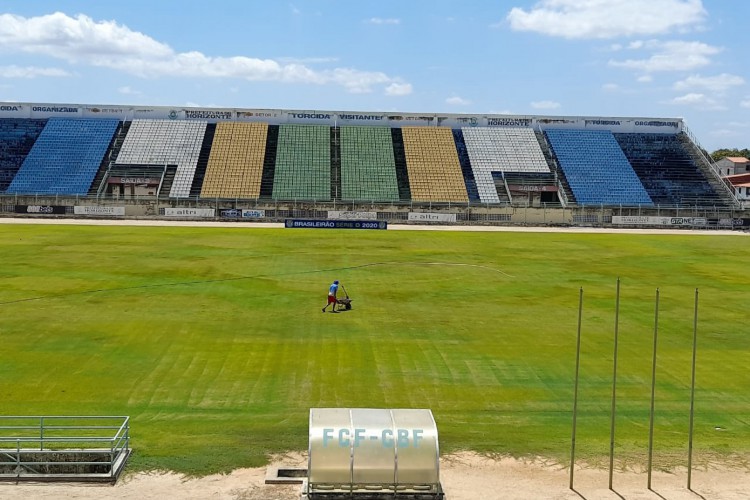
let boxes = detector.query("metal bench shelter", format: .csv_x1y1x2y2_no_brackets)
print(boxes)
306,408,443,499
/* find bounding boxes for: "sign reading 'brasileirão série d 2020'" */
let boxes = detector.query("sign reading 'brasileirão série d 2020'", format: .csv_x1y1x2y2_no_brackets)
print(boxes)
285,219,387,230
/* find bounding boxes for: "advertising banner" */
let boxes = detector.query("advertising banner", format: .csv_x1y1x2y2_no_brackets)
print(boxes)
285,219,387,230
533,117,583,129
386,114,436,127
218,208,243,218
83,107,129,119
713,218,750,227
0,103,30,118
163,208,215,218
336,113,387,126
15,205,67,215
408,212,457,223
74,206,125,216
612,216,708,226
29,104,81,118
486,117,533,128
630,119,682,133
236,110,281,123
183,109,233,121
286,111,335,125
507,184,558,192
242,209,266,218
132,108,169,119
108,176,161,185
327,211,378,220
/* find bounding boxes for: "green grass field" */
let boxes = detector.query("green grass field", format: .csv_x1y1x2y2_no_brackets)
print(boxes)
1,224,748,475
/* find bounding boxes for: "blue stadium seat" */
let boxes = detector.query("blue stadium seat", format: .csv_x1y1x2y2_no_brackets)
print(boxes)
6,118,119,195
545,129,653,206
615,133,723,206
0,119,47,192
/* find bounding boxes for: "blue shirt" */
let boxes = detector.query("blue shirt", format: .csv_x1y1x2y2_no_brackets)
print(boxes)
328,283,339,296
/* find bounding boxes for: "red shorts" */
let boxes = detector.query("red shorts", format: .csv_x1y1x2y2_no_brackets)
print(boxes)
327,295,337,304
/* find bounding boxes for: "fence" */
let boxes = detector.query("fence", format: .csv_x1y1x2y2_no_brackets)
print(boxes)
0,194,748,230
0,416,131,483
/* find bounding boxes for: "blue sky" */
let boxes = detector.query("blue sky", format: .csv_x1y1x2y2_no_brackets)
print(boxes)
0,0,747,151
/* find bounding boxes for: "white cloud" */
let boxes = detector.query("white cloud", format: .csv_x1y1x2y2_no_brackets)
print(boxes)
0,65,70,78
531,100,561,110
602,83,620,92
117,85,141,95
672,93,705,104
385,82,412,96
0,12,409,94
741,99,750,109
446,96,471,106
674,73,745,92
637,75,653,83
277,56,339,65
506,0,706,39
367,18,400,25
609,40,721,72
670,92,726,110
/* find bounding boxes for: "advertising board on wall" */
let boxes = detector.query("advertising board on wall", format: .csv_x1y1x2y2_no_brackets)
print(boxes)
218,208,242,218
163,208,215,218
74,206,125,216
30,104,81,118
327,211,377,220
0,103,30,118
108,177,161,185
507,184,558,192
535,117,683,134
286,111,335,125
336,113,387,126
0,101,685,134
612,216,708,226
219,208,267,218
486,117,533,128
15,205,67,215
83,107,129,119
242,209,266,218
713,218,750,227
184,109,233,121
408,212,457,223
236,110,281,123
285,219,387,230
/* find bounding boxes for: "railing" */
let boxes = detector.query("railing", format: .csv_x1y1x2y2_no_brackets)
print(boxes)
0,416,130,482
1,192,747,213
680,126,741,207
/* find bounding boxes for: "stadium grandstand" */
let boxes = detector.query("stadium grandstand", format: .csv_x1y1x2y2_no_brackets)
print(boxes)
0,102,745,226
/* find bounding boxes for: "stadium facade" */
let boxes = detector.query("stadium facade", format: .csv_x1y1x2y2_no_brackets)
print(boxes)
0,101,747,228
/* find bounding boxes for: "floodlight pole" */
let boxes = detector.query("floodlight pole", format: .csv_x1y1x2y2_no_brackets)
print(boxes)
569,287,583,490
647,288,660,490
608,278,621,491
687,288,699,490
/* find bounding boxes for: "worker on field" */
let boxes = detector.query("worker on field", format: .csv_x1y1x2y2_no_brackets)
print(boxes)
322,280,340,313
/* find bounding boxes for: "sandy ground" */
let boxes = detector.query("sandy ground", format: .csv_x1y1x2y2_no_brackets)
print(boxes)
2,452,749,500
2,217,747,498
